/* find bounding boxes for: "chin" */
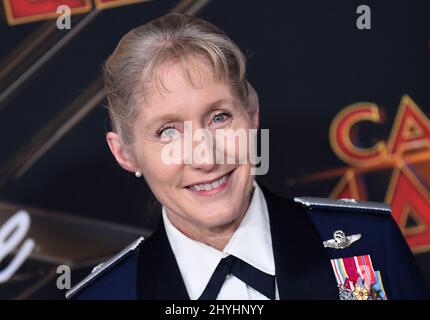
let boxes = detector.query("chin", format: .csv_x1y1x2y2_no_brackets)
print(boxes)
193,208,241,229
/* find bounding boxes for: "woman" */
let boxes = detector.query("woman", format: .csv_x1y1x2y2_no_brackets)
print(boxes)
66,13,428,300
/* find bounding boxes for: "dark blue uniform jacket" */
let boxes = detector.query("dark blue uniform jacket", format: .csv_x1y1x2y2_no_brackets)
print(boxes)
66,184,429,300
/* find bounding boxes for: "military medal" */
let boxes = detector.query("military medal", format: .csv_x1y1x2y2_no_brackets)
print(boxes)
353,280,370,300
338,284,356,300
330,255,387,300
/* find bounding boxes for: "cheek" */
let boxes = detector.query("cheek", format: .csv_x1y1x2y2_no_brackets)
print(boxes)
136,144,182,186
216,120,253,163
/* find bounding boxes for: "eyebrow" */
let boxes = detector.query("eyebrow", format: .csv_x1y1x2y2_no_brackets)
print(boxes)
147,98,236,127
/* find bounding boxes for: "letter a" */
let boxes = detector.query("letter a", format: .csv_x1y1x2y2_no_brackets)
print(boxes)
57,5,71,30
356,5,371,30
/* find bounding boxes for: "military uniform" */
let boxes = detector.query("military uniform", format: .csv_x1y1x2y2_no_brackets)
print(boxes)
66,184,429,300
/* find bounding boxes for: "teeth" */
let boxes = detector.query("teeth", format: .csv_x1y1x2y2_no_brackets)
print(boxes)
189,174,227,191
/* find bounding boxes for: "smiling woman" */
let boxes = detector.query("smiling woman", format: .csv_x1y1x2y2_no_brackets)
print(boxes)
104,15,259,253
66,13,429,301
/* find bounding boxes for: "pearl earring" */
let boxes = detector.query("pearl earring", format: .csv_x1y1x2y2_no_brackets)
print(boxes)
135,171,142,178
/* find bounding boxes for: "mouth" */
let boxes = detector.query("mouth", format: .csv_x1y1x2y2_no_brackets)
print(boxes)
184,168,236,196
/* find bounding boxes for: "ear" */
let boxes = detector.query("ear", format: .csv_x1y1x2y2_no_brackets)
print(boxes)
106,132,139,173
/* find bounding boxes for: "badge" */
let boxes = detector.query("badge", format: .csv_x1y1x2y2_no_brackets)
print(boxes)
330,255,387,300
323,230,361,249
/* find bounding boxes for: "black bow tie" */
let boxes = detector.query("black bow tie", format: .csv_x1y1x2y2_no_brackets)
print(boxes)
199,254,276,300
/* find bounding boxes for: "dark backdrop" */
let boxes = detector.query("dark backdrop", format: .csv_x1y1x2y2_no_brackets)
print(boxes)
0,0,429,299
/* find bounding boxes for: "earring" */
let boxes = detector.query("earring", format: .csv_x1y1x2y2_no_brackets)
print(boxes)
135,171,142,178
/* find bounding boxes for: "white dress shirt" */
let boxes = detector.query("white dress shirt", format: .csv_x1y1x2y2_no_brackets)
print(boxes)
162,180,279,300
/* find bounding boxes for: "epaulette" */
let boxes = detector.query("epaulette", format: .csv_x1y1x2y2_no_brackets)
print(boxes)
65,236,144,300
293,197,391,216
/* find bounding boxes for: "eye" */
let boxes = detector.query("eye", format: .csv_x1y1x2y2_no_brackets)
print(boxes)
211,112,230,124
157,126,181,140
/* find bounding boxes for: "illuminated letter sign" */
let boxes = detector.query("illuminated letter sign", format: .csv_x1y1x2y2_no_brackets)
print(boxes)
387,95,430,155
2,0,92,25
327,96,430,253
329,103,388,167
94,0,149,10
0,211,35,283
385,164,430,253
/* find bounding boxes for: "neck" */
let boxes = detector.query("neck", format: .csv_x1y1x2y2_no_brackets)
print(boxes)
187,218,243,251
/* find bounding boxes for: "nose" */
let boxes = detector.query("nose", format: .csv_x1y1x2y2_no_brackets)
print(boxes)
183,124,217,172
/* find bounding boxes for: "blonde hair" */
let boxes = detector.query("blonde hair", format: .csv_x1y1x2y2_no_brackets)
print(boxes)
103,13,259,145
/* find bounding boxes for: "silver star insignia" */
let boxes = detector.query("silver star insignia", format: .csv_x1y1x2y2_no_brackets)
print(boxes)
323,230,361,249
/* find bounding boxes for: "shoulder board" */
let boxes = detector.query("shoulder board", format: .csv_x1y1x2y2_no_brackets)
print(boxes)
65,236,144,300
293,197,391,216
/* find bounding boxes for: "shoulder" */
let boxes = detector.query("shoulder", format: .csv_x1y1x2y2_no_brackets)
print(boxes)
293,196,392,234
291,196,393,252
293,197,391,216
291,196,393,250
259,183,392,241
291,196,429,299
291,196,392,242
66,237,145,300
260,182,393,255
259,182,391,221
259,183,393,254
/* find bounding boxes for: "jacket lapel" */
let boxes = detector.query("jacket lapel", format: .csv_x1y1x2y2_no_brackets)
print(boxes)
137,217,190,300
260,184,339,299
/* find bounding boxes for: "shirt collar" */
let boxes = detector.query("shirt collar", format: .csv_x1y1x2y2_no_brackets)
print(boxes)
162,180,275,300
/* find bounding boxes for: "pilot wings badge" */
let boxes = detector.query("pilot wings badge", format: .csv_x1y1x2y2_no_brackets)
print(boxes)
323,230,361,249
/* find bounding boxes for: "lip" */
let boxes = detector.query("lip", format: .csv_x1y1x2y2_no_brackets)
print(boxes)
184,168,236,188
184,168,236,196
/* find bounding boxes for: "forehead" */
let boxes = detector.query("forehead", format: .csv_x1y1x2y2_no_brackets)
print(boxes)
140,57,235,120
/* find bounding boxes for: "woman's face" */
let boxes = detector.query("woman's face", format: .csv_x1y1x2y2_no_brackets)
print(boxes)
114,57,258,234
